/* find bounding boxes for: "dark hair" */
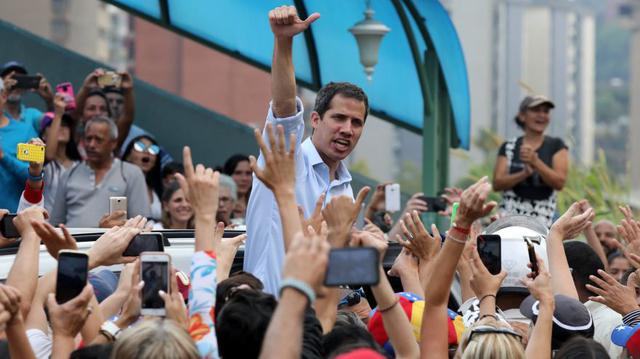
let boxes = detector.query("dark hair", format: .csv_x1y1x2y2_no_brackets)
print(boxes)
554,336,608,359
40,112,82,161
607,251,626,265
84,90,113,119
323,323,383,358
160,180,193,229
215,271,264,319
102,86,123,95
122,135,163,198
70,343,113,359
216,290,276,359
313,82,369,121
223,154,250,176
514,115,525,130
564,241,604,296
162,162,184,179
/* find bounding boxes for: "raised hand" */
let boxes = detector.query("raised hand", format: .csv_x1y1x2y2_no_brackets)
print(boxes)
32,222,77,259
550,200,594,240
521,254,553,302
87,226,140,268
351,230,389,263
47,284,94,339
321,187,370,247
388,248,419,278
455,177,497,228
13,206,48,236
586,269,640,316
618,218,640,257
249,123,296,196
0,284,22,331
98,211,126,228
160,268,188,330
53,93,67,116
175,146,220,218
36,74,54,103
269,5,320,39
469,249,507,298
403,193,429,214
119,72,133,91
396,211,441,260
298,193,325,236
282,231,330,294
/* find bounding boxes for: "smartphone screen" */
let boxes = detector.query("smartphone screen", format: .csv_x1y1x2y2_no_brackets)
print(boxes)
476,234,501,275
324,247,380,287
355,204,365,230
56,252,89,304
417,196,447,212
0,214,18,238
123,233,165,257
13,75,41,89
141,261,168,310
385,184,401,212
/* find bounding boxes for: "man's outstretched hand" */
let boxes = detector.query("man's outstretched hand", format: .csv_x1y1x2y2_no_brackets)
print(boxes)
269,5,320,39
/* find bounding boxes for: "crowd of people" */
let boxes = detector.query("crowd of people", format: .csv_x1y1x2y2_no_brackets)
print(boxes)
1,4,640,359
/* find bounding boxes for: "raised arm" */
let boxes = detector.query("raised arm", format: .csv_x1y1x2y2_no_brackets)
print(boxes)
522,256,555,359
249,123,301,251
269,6,319,117
547,201,593,299
115,72,135,150
420,177,496,359
45,94,67,162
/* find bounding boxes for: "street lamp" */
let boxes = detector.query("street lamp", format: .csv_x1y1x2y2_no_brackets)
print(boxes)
349,0,390,81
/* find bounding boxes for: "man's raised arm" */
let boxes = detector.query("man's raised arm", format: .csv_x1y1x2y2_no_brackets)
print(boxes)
269,6,319,118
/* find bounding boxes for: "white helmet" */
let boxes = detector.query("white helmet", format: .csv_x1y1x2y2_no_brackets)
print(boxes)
483,215,549,294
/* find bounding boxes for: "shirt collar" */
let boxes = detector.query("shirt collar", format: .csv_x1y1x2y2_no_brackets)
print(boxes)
301,137,352,184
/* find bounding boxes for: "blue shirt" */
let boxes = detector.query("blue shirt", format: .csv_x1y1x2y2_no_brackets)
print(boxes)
244,97,354,295
0,119,38,211
4,104,44,135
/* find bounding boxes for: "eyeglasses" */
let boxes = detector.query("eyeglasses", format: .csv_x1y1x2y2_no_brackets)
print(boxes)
338,288,365,308
133,141,160,155
468,325,522,341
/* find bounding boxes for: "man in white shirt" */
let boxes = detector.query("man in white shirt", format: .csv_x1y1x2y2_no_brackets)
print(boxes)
245,6,369,294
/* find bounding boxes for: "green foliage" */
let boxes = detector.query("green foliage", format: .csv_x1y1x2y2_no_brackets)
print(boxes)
455,129,630,223
349,159,371,178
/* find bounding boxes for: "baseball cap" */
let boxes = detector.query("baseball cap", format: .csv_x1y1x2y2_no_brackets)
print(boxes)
612,324,640,358
518,95,555,112
0,61,27,78
520,294,594,349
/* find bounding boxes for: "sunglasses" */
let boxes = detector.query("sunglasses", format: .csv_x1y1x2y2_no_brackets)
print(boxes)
468,325,522,341
133,141,160,155
338,288,366,308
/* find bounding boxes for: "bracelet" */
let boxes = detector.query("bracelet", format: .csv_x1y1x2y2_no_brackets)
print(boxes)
28,171,43,182
447,233,468,245
479,294,496,303
451,223,471,235
378,299,399,313
279,278,316,304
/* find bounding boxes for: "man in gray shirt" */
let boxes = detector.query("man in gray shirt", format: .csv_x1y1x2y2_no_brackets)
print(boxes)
51,116,150,227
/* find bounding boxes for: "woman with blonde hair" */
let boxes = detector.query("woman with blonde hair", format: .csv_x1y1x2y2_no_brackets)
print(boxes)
111,319,199,359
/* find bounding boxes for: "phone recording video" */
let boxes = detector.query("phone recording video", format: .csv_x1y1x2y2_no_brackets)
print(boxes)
525,238,539,277
56,251,89,304
141,253,170,316
324,247,380,287
417,196,447,213
0,214,18,238
476,234,502,275
122,233,165,257
13,74,41,90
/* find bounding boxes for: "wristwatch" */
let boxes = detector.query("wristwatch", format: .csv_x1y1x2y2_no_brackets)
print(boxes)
99,320,121,342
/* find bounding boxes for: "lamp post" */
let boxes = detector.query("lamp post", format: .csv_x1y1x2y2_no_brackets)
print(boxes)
349,0,390,81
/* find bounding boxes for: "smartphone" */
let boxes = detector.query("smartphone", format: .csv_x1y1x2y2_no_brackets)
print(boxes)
97,72,121,88
17,143,45,163
0,214,18,238
385,183,401,213
140,252,170,316
450,202,459,226
476,234,501,275
123,233,165,257
56,251,89,304
324,247,380,287
55,82,76,110
109,197,127,220
417,196,447,212
355,204,365,230
525,239,539,277
13,74,41,90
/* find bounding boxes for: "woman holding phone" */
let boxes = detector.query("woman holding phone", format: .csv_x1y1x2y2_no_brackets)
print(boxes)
492,95,569,228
